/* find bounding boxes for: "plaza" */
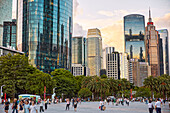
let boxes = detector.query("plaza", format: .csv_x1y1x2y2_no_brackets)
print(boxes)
0,101,169,113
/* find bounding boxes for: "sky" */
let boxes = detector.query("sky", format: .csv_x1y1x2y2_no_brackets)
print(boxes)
73,0,170,52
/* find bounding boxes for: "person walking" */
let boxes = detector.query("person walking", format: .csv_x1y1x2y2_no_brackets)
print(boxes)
40,99,44,113
74,101,77,112
148,100,154,113
18,100,24,113
155,98,161,113
65,98,70,110
24,100,30,113
100,99,104,111
4,99,10,113
44,99,47,110
30,101,38,113
12,98,18,113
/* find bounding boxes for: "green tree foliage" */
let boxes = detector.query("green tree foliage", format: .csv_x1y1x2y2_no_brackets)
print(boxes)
135,87,151,98
78,88,92,98
51,69,78,98
101,74,107,79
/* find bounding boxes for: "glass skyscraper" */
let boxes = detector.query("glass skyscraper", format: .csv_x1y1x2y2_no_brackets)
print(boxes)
3,20,17,50
87,28,103,76
0,0,13,47
17,0,73,73
158,29,169,75
72,37,87,66
124,14,145,62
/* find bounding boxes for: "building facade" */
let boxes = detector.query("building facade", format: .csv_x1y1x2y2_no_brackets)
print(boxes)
158,29,169,75
0,46,24,56
145,10,160,77
3,20,17,50
87,28,103,76
72,64,89,76
0,0,13,48
120,52,129,80
124,14,145,62
106,47,120,79
17,0,73,73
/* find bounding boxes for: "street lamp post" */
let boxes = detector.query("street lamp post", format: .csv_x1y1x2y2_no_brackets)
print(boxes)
0,85,5,103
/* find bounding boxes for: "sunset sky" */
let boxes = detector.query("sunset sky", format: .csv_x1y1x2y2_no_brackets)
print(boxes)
73,0,170,52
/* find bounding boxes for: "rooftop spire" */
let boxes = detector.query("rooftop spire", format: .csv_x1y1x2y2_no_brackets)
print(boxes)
149,7,152,22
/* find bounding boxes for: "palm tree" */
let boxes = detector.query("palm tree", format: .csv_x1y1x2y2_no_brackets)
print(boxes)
143,76,156,99
108,78,118,96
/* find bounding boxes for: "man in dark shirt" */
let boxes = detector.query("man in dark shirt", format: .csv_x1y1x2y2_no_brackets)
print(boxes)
4,99,10,113
12,98,18,113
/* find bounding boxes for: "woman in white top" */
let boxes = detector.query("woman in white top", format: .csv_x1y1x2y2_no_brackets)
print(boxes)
30,101,38,113
148,100,154,113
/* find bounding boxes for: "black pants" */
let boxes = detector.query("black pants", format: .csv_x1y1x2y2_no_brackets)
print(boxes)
66,104,70,110
149,108,153,113
45,103,47,110
40,106,44,112
156,108,161,113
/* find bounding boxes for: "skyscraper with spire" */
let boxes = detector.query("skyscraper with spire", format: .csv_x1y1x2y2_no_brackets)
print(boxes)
145,8,160,77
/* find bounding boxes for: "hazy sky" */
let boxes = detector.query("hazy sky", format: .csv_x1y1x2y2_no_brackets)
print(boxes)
73,0,170,52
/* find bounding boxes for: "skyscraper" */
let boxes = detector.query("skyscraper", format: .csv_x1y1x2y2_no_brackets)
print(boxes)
87,28,102,76
3,20,17,50
124,14,145,62
158,29,169,75
17,0,73,73
120,52,129,80
106,47,120,79
145,9,160,77
0,0,13,48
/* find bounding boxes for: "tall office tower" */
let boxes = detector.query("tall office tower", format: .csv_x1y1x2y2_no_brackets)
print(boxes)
0,0,13,47
159,38,164,75
158,29,169,75
3,20,17,50
17,0,73,73
106,47,120,79
72,36,88,76
124,14,145,62
128,59,150,87
145,9,160,77
120,52,129,80
87,28,103,76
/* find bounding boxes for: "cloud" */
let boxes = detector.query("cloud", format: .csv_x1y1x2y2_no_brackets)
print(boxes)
101,20,124,52
73,0,83,17
98,11,114,17
73,23,87,37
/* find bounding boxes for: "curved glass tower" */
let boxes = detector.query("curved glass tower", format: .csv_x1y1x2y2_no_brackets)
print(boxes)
124,14,145,62
17,0,73,73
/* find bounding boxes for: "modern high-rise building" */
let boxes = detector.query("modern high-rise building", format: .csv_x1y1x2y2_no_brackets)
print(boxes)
3,20,17,50
159,38,164,75
72,36,87,66
120,52,129,80
0,0,13,48
124,14,145,62
145,9,160,77
158,29,169,75
87,28,103,76
17,0,73,73
106,47,120,79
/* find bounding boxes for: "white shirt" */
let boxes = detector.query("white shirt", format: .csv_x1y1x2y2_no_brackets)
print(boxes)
40,101,44,106
30,105,37,113
148,103,153,108
155,101,161,108
100,101,104,106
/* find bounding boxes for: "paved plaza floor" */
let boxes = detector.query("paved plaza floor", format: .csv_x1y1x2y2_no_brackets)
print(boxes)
0,101,169,113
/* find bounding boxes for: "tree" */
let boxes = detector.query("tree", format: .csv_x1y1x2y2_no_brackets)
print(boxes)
0,54,30,97
51,69,78,98
78,88,92,98
101,74,107,79
135,87,151,98
75,75,85,92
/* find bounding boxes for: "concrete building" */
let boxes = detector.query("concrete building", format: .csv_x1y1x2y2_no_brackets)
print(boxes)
106,47,120,79
72,64,89,76
87,28,103,76
145,9,160,77
0,46,24,56
120,52,129,80
158,29,169,75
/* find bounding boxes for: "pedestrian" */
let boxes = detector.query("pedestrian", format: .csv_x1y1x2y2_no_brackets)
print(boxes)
30,101,38,113
126,99,130,106
24,100,30,113
65,98,70,110
12,98,18,113
40,99,44,113
155,98,161,113
8,98,10,104
4,99,10,113
100,99,104,111
18,100,24,113
44,99,48,110
148,100,154,113
74,101,77,111
72,98,75,107
163,98,166,106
